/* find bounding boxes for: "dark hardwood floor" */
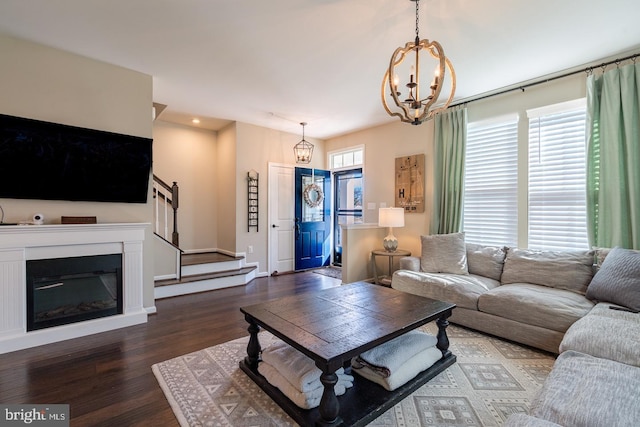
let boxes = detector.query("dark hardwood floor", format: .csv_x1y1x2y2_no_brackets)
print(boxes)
0,271,341,426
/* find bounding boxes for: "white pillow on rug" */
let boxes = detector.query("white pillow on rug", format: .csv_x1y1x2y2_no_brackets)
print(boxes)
420,232,469,275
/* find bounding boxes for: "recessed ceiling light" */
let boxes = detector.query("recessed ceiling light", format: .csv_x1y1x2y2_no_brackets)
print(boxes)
192,118,201,124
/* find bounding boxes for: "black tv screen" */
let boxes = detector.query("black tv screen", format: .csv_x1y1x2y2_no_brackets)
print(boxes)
0,114,152,203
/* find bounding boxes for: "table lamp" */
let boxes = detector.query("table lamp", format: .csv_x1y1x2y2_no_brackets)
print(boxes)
378,207,405,252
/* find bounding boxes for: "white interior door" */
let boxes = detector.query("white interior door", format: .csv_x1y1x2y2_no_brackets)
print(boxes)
268,163,295,275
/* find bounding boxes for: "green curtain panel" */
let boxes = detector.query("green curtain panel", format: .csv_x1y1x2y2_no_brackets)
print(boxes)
431,107,467,234
586,62,640,249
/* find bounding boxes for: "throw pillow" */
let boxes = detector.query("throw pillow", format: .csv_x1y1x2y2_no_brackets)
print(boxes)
420,232,469,275
501,248,594,294
466,243,507,281
586,247,640,311
592,246,640,271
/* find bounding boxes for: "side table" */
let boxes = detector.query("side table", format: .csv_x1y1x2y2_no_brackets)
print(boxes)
371,249,411,286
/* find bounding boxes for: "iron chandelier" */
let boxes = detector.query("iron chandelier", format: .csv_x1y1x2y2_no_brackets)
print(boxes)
293,122,314,164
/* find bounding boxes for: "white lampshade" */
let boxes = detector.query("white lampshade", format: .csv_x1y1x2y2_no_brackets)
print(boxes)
379,207,404,252
378,207,405,228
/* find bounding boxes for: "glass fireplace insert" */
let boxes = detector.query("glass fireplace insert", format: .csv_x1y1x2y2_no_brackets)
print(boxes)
26,254,123,331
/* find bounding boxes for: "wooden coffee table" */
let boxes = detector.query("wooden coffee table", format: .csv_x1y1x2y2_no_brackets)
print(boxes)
239,281,456,426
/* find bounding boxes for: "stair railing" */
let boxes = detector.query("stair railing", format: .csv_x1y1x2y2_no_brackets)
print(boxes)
153,174,180,247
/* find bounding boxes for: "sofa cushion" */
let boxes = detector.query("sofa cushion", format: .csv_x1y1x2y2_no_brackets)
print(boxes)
560,302,640,367
478,284,594,333
530,351,640,426
392,270,498,310
420,232,469,275
500,248,594,294
398,256,420,272
586,246,640,311
466,243,506,281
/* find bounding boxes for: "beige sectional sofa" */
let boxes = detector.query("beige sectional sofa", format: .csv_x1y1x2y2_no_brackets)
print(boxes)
506,246,640,426
390,233,640,426
505,301,640,426
392,233,595,353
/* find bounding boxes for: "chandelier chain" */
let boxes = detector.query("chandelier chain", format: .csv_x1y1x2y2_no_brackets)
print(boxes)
415,0,420,40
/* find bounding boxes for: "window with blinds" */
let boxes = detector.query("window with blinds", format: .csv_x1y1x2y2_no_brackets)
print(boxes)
463,115,519,247
527,99,588,250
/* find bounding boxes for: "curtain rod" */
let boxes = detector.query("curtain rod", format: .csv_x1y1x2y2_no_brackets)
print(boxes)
449,52,639,109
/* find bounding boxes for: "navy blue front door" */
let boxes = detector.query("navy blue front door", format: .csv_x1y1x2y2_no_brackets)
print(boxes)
294,167,331,270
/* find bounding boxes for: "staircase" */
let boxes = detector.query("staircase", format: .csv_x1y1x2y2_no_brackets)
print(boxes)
152,175,257,299
154,251,257,299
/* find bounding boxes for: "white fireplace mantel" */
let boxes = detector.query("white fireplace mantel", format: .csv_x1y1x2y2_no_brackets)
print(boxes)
0,223,148,354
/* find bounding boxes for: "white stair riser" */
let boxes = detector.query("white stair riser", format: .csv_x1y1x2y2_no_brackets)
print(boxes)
154,270,256,299
182,260,242,276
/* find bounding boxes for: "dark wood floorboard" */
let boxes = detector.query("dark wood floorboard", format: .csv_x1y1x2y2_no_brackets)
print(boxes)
0,271,341,426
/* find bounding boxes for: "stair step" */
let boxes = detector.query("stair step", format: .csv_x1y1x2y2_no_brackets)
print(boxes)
154,266,257,299
181,251,243,266
154,251,255,299
180,251,244,276
155,266,256,287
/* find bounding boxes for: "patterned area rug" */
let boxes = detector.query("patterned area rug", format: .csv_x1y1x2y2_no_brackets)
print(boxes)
312,266,342,280
152,323,555,426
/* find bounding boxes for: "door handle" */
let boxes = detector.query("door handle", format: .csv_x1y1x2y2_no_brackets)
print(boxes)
272,224,279,228
295,218,300,240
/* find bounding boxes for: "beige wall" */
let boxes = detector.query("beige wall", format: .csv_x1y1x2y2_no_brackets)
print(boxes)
148,52,590,284
0,34,156,308
235,122,325,274
153,120,218,251
327,73,589,283
153,236,180,278
152,120,325,275
341,225,386,284
216,123,238,254
328,121,432,232
326,120,435,264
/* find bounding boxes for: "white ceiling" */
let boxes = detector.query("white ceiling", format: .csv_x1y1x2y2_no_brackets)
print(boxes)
1,0,639,139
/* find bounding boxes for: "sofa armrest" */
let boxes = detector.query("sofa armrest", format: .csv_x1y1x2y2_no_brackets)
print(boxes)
399,256,420,272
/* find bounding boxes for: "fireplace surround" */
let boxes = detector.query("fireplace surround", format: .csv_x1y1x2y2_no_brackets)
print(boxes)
0,223,147,354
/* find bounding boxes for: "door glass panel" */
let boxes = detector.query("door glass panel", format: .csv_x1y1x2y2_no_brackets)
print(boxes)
301,175,324,222
333,169,363,266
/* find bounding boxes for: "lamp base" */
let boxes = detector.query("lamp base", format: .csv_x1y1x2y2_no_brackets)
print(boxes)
382,234,398,252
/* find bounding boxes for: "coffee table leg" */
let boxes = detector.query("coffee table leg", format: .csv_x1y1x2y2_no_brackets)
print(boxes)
436,311,452,359
317,371,340,426
244,316,261,370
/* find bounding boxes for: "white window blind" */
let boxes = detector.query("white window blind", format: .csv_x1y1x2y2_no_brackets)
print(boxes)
527,100,588,250
463,115,519,247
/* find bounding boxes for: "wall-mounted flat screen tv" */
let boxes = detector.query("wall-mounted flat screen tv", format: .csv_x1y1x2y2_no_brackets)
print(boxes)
0,113,152,203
